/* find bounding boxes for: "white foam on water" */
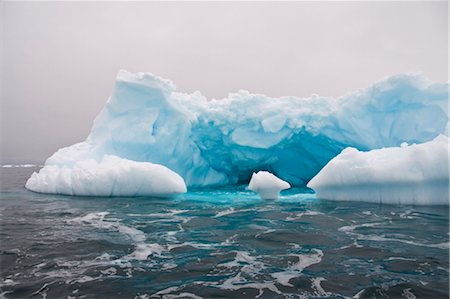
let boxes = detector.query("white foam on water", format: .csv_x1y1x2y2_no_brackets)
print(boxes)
218,251,263,271
235,251,257,263
360,211,381,218
153,286,181,296
163,230,179,243
128,210,193,227
398,210,416,219
289,243,301,249
128,210,189,218
290,249,323,272
0,279,18,287
339,221,449,250
31,280,57,298
386,257,417,261
221,234,238,246
285,210,322,221
100,267,117,275
388,235,444,249
30,255,132,285
402,288,417,299
352,288,366,299
125,243,165,260
76,275,100,283
127,209,194,233
32,260,92,283
144,218,191,224
365,236,449,250
68,212,170,262
311,277,330,297
337,240,363,250
214,207,255,218
271,272,297,287
69,212,146,243
214,251,285,297
271,249,323,287
217,273,282,298
161,263,177,270
162,293,203,299
214,208,235,218
167,241,219,251
247,224,270,230
151,285,204,299
255,229,277,238
338,222,382,233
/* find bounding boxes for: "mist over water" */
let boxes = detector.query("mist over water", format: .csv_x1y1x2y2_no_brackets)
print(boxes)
1,167,448,298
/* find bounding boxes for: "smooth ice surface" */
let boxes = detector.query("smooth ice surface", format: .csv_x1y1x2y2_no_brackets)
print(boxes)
307,135,449,205
248,171,290,200
26,155,187,197
39,70,448,188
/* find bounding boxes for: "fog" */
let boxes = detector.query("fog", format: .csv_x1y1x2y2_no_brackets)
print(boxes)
1,1,447,163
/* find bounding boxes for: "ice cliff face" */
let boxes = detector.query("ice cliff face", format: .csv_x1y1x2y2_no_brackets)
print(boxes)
45,70,448,187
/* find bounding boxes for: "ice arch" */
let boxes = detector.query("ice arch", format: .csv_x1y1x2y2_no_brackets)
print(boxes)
41,70,448,187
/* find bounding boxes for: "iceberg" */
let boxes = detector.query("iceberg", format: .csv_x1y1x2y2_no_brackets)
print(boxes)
307,135,449,205
248,171,291,200
30,70,448,194
26,155,187,197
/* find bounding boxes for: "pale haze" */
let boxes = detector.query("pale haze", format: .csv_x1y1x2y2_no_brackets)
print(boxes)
1,1,448,163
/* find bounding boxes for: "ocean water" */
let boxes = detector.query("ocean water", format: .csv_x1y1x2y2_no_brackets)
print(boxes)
0,167,448,299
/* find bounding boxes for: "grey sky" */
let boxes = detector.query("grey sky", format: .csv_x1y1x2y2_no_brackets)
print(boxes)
1,1,448,163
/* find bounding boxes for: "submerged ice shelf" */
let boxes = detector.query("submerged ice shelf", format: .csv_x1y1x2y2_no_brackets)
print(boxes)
26,70,448,199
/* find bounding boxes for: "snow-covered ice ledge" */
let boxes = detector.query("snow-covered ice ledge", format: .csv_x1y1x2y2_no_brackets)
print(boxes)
26,155,186,197
307,135,449,205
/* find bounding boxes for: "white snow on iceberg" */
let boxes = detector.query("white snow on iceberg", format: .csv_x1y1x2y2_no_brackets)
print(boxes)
36,70,448,190
26,155,187,197
307,135,449,205
248,171,291,200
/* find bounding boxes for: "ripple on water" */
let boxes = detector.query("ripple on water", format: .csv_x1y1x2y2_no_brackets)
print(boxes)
0,170,448,298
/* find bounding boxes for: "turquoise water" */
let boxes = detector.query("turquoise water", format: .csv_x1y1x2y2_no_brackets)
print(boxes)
1,167,449,298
